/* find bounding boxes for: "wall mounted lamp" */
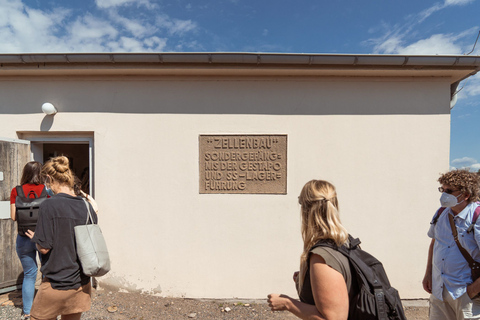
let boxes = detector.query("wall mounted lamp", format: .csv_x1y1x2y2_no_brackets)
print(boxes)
42,102,57,115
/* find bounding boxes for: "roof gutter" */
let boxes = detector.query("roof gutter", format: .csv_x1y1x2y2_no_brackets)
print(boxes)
0,52,479,68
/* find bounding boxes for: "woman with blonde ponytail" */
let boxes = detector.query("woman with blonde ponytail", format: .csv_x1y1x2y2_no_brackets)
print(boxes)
268,180,353,320
25,156,97,320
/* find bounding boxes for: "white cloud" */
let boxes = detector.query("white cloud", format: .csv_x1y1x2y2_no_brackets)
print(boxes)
464,74,480,97
0,0,198,53
0,0,72,52
173,40,204,52
69,14,119,41
371,28,477,55
452,157,477,166
367,0,478,55
107,10,155,38
95,0,154,9
451,157,480,171
417,0,476,22
370,34,403,54
156,14,197,35
143,36,168,51
397,34,463,55
444,0,476,6
454,73,480,105
417,3,444,23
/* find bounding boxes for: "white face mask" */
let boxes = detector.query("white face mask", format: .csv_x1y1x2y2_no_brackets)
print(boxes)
440,192,465,208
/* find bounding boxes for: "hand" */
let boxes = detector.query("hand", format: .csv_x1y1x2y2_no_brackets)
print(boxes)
467,284,477,299
422,271,432,294
25,230,35,240
293,271,299,283
467,279,480,299
267,294,289,311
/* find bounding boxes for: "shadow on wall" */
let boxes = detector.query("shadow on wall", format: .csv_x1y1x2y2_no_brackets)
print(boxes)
0,80,451,115
40,116,54,131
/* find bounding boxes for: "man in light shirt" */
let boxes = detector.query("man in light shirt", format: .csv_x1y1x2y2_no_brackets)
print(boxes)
423,169,480,319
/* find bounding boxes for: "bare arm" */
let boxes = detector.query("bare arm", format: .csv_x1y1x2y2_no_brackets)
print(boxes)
268,254,349,320
267,294,325,320
35,244,50,255
10,203,16,220
422,239,435,294
24,230,51,255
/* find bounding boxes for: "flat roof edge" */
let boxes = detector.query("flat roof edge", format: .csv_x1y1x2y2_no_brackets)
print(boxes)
0,53,479,68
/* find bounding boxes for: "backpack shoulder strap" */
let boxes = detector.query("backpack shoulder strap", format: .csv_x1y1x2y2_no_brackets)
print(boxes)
473,205,480,224
467,205,480,233
15,185,26,199
310,236,356,259
431,207,447,225
39,185,48,198
310,239,338,252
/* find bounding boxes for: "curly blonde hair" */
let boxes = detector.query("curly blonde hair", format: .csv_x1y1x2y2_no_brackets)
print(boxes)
438,169,480,203
297,180,349,292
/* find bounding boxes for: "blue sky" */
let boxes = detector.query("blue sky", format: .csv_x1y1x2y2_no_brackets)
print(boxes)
1,0,479,170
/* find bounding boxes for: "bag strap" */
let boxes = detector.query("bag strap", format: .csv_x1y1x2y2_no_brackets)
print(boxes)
467,205,480,233
431,207,447,225
448,213,478,268
39,185,48,198
15,185,26,199
374,288,389,320
82,198,95,225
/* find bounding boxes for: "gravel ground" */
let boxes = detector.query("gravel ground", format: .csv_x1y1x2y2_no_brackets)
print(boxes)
1,288,427,320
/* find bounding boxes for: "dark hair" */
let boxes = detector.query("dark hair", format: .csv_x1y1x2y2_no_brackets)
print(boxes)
73,175,87,198
81,167,89,194
20,161,43,185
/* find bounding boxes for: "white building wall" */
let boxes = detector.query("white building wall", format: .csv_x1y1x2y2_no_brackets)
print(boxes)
0,76,450,299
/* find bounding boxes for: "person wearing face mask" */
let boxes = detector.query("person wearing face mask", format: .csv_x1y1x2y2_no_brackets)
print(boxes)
423,169,480,320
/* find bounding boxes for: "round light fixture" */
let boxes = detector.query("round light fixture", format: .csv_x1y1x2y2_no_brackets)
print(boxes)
42,102,57,115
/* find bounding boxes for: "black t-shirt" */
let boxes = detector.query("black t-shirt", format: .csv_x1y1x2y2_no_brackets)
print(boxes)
33,193,98,290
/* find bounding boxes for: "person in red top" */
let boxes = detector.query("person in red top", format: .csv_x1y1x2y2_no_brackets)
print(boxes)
10,161,48,320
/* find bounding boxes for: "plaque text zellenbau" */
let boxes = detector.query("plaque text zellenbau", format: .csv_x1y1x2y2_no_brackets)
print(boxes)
199,135,287,194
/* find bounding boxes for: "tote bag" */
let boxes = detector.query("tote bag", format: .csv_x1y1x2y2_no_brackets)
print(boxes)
74,198,111,277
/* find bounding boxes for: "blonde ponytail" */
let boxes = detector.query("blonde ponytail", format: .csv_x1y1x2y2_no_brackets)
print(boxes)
297,180,348,293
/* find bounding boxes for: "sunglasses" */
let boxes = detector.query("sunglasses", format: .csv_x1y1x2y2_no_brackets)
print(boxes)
438,187,459,194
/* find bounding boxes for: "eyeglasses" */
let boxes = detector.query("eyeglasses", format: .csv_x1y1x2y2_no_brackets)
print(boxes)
438,187,459,194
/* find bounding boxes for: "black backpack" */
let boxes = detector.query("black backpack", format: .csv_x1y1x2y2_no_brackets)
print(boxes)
15,185,48,236
311,236,407,320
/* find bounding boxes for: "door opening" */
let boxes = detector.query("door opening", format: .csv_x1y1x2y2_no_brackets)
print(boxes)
20,134,94,197
38,143,91,194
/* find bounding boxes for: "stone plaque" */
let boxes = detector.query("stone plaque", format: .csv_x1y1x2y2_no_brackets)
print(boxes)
199,135,287,194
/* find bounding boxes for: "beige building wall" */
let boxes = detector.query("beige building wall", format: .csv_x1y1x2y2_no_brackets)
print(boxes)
0,76,450,299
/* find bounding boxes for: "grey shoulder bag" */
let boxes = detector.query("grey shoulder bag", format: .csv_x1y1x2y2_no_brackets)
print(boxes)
74,198,111,277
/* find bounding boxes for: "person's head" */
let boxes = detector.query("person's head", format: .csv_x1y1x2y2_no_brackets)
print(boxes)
299,180,348,247
72,174,88,198
42,156,75,193
20,161,43,185
298,180,349,291
438,169,480,205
